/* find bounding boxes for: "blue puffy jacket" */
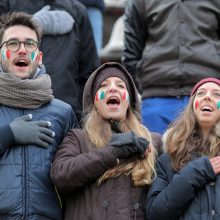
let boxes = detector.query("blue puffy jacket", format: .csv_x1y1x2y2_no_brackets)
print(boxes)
0,68,77,219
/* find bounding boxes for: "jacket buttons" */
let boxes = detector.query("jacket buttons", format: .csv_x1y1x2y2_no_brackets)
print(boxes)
210,181,215,186
212,209,215,215
102,200,109,208
134,203,140,210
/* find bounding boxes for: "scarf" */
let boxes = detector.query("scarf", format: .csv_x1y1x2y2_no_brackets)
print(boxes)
0,72,54,109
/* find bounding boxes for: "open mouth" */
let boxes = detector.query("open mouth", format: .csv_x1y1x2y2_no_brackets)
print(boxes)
201,106,214,112
106,96,120,105
15,59,28,67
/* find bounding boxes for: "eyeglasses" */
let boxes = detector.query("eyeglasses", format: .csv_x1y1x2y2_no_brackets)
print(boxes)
0,39,39,52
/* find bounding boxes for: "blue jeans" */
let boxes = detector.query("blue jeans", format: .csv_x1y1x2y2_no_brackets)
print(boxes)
141,96,189,134
87,7,103,52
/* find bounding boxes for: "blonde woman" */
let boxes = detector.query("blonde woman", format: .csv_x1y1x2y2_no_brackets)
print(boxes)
146,78,220,220
50,62,162,220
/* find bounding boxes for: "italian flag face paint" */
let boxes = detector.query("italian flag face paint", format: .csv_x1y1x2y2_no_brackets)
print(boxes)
195,100,199,109
1,49,10,60
122,91,129,101
95,91,105,101
6,50,10,59
31,51,39,62
217,101,220,109
1,50,6,60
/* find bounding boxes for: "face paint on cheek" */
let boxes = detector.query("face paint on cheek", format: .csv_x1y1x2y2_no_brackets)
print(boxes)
195,100,199,109
122,91,129,101
95,91,105,101
6,50,10,59
1,49,6,60
31,51,38,62
217,101,220,109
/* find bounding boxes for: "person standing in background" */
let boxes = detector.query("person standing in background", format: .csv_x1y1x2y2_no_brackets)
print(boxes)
122,0,220,134
0,0,100,122
77,0,105,52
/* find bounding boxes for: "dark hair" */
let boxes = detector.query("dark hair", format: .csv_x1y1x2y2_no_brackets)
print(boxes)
0,12,42,44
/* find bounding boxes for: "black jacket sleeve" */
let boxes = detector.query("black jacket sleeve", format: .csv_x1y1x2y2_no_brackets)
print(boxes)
73,1,100,100
122,0,148,90
146,153,216,220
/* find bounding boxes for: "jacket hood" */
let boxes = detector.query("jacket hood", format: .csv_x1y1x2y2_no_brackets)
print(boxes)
83,62,140,114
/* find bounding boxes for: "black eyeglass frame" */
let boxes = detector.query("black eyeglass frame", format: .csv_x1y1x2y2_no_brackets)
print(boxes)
0,39,39,52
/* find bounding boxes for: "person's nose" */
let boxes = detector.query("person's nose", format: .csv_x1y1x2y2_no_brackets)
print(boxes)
18,42,27,54
108,82,118,93
204,92,211,100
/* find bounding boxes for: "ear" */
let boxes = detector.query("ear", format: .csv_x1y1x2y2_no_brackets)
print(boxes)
38,51,43,65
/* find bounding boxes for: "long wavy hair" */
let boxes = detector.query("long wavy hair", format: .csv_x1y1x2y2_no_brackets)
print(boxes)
83,106,156,186
166,94,220,171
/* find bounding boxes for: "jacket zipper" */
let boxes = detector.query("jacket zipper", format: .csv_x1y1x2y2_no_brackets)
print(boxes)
22,143,27,219
22,110,27,219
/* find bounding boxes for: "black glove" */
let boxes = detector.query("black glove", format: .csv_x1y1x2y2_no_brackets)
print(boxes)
9,114,55,148
109,132,150,159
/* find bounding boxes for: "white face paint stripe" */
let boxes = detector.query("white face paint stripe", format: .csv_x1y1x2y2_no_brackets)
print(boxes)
95,91,105,101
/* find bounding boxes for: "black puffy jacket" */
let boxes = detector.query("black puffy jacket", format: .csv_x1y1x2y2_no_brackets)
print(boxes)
146,153,218,220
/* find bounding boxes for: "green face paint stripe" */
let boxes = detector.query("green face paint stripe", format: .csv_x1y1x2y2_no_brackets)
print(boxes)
31,52,36,61
100,91,105,99
1,50,5,60
217,101,220,109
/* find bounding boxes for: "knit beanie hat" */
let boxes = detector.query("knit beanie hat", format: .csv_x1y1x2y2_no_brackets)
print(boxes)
92,67,131,101
83,62,140,114
191,78,220,96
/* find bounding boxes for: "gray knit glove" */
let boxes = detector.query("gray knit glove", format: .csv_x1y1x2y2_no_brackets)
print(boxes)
109,132,150,159
9,114,55,147
32,5,74,35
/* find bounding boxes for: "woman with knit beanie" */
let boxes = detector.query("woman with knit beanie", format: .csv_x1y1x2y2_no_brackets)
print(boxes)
50,62,162,220
146,78,220,220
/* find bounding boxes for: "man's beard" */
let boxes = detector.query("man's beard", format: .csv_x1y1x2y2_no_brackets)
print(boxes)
1,62,37,79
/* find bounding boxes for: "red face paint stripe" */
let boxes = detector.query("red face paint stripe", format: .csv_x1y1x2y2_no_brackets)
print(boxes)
6,50,10,59
195,100,199,109
122,92,126,100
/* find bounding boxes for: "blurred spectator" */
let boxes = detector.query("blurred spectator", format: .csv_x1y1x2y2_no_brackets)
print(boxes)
0,0,100,122
122,0,220,134
77,0,105,52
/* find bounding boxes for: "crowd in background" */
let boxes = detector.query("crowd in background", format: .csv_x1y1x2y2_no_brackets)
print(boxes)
1,0,220,219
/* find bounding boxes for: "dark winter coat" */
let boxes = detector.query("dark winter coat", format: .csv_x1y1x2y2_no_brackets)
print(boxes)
122,0,220,96
0,67,77,219
51,129,162,220
146,153,219,220
0,0,100,120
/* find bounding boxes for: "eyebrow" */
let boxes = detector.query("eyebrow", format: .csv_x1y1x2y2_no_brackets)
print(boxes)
197,88,220,92
103,79,125,84
6,37,37,41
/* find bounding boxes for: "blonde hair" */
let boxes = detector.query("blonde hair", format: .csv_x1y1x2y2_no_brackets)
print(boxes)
166,95,220,171
83,107,156,186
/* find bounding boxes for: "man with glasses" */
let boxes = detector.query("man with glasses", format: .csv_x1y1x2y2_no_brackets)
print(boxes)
0,0,100,122
0,12,77,219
